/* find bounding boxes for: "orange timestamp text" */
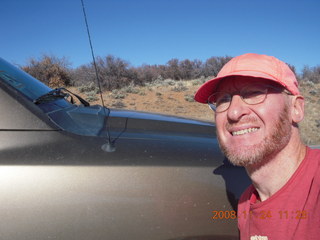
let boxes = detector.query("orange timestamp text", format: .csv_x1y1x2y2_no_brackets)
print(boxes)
211,210,308,220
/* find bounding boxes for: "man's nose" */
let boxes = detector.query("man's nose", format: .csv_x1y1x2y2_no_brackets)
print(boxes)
226,95,250,121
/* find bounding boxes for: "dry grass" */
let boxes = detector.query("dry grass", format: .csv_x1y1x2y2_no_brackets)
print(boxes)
69,78,320,145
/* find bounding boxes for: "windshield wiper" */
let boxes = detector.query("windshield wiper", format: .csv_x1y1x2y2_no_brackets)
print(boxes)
34,87,90,107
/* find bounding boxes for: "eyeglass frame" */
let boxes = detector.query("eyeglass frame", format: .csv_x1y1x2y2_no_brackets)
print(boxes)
207,83,293,113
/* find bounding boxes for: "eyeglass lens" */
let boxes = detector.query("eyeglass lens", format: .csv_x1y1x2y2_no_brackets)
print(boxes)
208,84,273,112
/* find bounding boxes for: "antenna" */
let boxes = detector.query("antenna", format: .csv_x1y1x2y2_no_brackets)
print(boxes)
80,0,114,152
80,0,105,109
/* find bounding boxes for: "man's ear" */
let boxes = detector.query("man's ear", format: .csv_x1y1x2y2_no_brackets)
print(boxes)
291,95,305,123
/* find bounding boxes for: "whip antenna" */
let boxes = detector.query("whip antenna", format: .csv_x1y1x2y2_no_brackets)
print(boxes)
80,0,105,108
80,0,115,152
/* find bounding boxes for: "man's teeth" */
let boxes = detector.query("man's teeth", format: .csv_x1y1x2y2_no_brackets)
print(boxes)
232,128,259,136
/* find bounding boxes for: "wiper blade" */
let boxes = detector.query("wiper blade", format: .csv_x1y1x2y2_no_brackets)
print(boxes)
34,88,90,107
33,88,66,104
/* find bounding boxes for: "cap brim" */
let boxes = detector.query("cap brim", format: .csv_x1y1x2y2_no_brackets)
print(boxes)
194,71,282,103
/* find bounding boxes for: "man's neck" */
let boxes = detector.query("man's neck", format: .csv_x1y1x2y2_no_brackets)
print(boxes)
246,137,307,202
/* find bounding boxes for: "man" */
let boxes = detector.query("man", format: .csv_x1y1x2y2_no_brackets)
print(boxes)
194,53,320,239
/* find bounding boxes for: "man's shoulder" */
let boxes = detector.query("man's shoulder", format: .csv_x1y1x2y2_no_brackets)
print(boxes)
307,147,320,164
309,146,320,152
304,147,320,189
309,146,320,151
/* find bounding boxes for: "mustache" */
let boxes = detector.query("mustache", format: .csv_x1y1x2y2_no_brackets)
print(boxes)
225,116,260,130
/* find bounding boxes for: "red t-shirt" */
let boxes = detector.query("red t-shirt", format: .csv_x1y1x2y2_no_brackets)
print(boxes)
238,147,320,240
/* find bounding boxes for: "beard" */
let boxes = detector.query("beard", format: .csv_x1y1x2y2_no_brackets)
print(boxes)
218,104,292,167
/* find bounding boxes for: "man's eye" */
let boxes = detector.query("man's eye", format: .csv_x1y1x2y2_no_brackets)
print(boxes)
216,95,231,105
243,90,265,99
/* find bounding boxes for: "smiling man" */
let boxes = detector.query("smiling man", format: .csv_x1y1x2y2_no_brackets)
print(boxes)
195,53,320,239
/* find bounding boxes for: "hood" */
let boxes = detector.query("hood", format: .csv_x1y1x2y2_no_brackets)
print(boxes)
46,104,216,139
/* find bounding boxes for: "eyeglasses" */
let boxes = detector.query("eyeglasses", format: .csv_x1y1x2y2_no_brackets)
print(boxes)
207,83,292,113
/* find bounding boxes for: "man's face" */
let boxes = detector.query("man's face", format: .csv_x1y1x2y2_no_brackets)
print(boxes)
214,77,293,167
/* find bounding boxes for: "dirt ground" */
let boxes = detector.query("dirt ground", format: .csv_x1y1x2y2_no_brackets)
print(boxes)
71,80,215,122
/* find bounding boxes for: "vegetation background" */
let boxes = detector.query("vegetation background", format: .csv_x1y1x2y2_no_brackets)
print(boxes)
21,54,320,145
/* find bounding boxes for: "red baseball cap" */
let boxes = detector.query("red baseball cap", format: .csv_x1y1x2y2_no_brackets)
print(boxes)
194,53,300,103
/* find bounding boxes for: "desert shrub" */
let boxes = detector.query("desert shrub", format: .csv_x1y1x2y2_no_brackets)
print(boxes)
94,55,137,90
172,82,188,92
149,77,166,87
112,101,126,108
300,80,315,88
71,64,96,86
85,91,99,102
73,55,138,91
163,79,176,86
166,58,181,80
203,56,232,77
191,77,207,86
22,54,72,88
184,94,195,102
111,89,126,99
146,78,176,88
164,58,205,80
122,82,140,94
301,65,320,83
133,65,166,83
179,59,194,80
78,82,99,94
71,55,236,89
